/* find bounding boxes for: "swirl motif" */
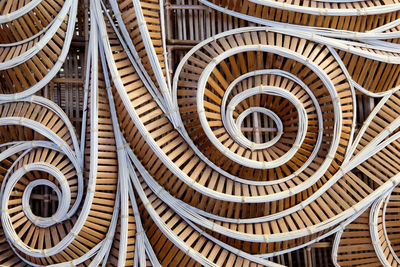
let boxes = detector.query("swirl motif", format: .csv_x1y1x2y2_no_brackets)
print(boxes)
0,97,84,264
173,29,353,183
0,0,400,266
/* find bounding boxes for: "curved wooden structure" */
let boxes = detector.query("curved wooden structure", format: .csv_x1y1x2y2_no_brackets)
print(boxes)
0,0,400,266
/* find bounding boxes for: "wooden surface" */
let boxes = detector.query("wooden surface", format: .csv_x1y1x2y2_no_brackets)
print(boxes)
0,0,400,266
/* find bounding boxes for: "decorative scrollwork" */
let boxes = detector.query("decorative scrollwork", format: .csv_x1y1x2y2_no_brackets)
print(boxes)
1,0,400,266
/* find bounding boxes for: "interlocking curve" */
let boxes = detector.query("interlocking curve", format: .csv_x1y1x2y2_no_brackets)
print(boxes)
0,0,400,266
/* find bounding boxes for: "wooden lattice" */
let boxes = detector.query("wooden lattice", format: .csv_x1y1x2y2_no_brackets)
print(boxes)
0,0,399,266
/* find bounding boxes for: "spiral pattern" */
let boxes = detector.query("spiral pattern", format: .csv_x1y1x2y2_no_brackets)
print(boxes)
1,0,400,266
173,29,354,188
0,97,86,264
